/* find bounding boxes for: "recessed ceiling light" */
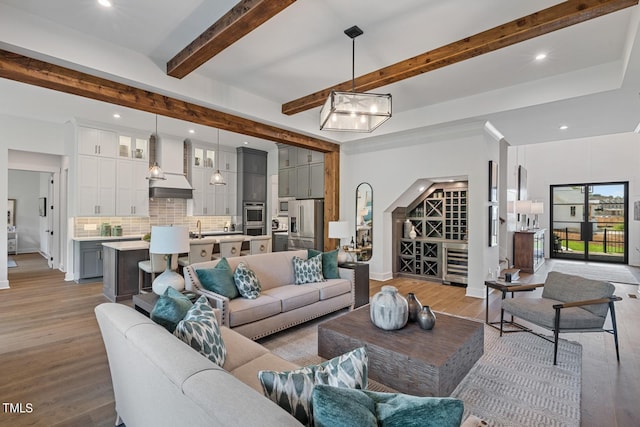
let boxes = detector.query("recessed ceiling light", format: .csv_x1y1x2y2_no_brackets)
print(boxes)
535,53,547,61
98,0,113,7
559,125,568,130
418,186,426,192
188,129,195,134
243,141,249,145
112,113,120,119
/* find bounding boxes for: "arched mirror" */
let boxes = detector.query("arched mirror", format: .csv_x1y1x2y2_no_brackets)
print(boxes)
355,182,373,261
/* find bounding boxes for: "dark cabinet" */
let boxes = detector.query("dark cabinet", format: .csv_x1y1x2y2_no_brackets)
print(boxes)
273,232,289,252
237,147,267,203
76,240,105,281
102,246,148,302
339,262,370,308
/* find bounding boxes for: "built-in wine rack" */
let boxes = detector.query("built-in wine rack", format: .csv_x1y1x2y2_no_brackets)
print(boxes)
398,182,468,285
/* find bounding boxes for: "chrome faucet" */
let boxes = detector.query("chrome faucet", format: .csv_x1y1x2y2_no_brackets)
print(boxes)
196,220,202,239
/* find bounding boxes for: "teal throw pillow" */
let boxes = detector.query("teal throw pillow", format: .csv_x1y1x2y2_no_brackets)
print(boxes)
195,258,239,299
293,254,325,285
173,295,226,367
308,248,340,279
233,262,261,299
150,287,193,333
258,346,368,426
311,385,464,427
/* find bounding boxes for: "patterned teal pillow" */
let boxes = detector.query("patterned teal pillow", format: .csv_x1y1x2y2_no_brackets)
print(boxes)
293,254,325,285
233,262,261,299
150,287,193,333
258,346,368,426
196,257,239,299
308,249,340,279
312,385,464,427
173,295,226,367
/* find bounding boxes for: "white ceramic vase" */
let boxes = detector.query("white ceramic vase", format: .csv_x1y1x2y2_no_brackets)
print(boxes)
370,285,408,330
409,225,417,239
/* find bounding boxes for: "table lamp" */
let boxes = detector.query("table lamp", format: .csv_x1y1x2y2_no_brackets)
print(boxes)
515,200,532,230
530,201,544,229
328,221,351,264
149,225,190,295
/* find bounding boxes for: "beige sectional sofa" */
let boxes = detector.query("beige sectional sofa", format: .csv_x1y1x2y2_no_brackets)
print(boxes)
183,249,355,340
95,302,302,427
96,303,484,427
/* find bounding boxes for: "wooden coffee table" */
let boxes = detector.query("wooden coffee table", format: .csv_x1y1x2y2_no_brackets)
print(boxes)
318,305,483,396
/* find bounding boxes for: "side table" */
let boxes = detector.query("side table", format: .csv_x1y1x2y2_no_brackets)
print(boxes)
339,262,369,308
484,280,542,332
132,292,159,317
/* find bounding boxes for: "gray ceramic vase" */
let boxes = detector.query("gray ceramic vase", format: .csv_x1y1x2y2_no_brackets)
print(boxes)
405,292,422,323
370,285,408,330
417,305,436,330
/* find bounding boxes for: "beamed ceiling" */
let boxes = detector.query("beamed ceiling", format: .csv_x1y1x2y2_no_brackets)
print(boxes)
0,0,639,148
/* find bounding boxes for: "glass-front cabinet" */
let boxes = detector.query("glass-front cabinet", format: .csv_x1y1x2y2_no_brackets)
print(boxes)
118,135,148,161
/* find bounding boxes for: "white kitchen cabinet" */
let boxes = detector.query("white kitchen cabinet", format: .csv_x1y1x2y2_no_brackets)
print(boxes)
77,155,117,216
219,149,237,172
116,159,149,216
78,127,117,157
214,171,237,215
189,167,216,215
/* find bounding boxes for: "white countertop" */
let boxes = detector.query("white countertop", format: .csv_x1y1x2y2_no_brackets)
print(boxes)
102,240,149,251
102,235,257,251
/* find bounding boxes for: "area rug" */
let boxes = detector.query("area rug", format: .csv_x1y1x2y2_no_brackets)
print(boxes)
259,315,582,426
550,259,639,284
450,326,581,426
7,257,17,268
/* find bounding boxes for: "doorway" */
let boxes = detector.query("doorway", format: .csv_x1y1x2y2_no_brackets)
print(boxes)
551,182,628,264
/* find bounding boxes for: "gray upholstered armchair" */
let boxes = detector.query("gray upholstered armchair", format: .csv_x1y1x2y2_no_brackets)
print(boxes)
500,271,622,365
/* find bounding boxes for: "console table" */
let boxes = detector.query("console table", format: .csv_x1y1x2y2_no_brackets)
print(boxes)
513,229,545,273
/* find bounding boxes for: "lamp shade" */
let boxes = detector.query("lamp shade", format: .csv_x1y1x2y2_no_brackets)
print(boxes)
320,91,392,132
530,201,544,214
514,200,532,214
149,225,190,254
328,221,351,239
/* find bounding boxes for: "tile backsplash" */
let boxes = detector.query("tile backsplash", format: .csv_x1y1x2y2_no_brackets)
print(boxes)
73,199,236,238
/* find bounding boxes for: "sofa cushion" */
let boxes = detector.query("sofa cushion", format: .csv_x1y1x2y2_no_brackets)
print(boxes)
150,287,193,333
258,346,368,426
228,294,282,328
308,248,340,279
293,254,325,285
305,278,352,300
542,271,614,318
311,385,464,427
234,262,261,299
239,250,308,291
173,296,226,367
262,285,320,312
196,257,239,299
220,326,270,372
229,352,299,393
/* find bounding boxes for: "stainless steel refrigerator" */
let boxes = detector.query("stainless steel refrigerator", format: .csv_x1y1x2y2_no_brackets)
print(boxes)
288,199,324,251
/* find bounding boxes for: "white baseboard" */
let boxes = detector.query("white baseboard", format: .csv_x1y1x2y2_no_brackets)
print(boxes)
0,280,9,289
371,271,393,281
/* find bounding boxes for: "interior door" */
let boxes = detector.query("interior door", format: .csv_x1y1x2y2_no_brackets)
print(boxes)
47,174,54,268
551,182,627,263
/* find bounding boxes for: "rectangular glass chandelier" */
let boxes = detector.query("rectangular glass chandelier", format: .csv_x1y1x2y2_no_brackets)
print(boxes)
320,91,392,132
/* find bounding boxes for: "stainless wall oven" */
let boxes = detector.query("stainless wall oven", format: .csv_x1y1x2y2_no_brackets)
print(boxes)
243,202,265,225
243,202,265,235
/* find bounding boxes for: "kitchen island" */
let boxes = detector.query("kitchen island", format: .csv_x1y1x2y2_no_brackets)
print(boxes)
101,234,260,301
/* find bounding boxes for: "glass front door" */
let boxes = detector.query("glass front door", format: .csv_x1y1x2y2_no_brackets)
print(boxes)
551,182,628,263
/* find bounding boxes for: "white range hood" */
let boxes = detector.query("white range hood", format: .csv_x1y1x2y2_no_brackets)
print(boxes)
148,136,193,199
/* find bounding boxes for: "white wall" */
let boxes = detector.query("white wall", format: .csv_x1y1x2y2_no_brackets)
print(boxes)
0,115,67,288
7,170,42,254
342,122,501,298
509,132,640,266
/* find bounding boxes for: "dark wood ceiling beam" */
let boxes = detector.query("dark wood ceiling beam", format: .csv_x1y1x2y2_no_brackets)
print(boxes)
0,49,338,153
167,0,296,79
282,0,638,115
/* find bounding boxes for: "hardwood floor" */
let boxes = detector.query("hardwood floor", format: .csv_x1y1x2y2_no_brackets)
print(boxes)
1,253,638,426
